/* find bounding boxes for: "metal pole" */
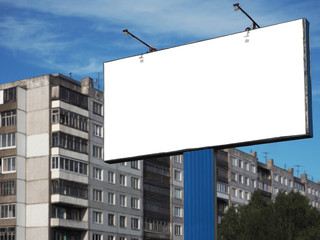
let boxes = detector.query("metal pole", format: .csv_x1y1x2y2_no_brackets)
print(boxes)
233,3,260,29
123,29,157,52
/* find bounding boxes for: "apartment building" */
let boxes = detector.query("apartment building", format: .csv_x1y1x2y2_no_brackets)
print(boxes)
170,155,184,240
223,149,320,212
1,73,319,240
301,174,320,208
143,156,171,240
0,74,144,240
224,149,258,207
266,159,294,199
216,150,228,224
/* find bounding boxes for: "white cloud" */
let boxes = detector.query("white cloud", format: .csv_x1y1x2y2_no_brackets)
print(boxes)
0,0,249,37
0,16,69,55
0,0,319,78
2,0,319,44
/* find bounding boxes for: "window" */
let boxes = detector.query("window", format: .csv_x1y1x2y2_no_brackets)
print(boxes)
52,132,87,154
52,108,88,132
0,204,15,219
52,206,81,221
93,211,102,224
51,156,87,176
0,180,15,196
174,188,182,199
1,110,16,127
93,102,103,116
245,177,249,186
131,217,140,230
174,170,181,181
120,216,127,228
175,225,182,236
1,157,16,173
52,86,88,109
0,133,16,149
93,189,103,202
93,167,102,180
245,161,249,171
264,183,270,192
217,182,228,194
93,233,102,240
131,197,140,209
108,192,115,205
280,176,283,184
120,195,127,207
51,179,88,199
231,188,237,197
274,174,278,182
231,157,237,166
120,238,127,240
131,161,139,169
120,174,127,186
173,155,182,163
251,179,256,188
245,192,250,200
3,88,16,103
250,164,256,173
174,206,182,217
239,175,243,184
239,190,243,199
239,159,243,168
0,228,15,240
93,123,103,137
231,172,237,182
108,214,115,226
108,236,115,240
131,177,140,190
108,171,115,184
93,145,103,159
308,187,311,194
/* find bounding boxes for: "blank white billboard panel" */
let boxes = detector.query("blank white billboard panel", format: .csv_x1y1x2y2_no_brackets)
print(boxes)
104,19,312,162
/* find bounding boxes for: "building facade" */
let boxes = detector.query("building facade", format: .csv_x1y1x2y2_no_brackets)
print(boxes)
224,149,320,212
1,73,320,240
0,74,145,240
143,156,171,240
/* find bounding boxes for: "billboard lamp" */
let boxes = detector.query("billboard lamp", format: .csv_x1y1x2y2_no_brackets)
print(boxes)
123,29,157,53
233,3,260,30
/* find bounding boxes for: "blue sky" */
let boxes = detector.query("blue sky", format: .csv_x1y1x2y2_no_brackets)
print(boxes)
0,0,320,181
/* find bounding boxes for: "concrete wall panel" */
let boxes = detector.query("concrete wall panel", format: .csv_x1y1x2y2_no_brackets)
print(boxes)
26,134,49,158
26,180,49,203
26,203,49,227
26,156,49,181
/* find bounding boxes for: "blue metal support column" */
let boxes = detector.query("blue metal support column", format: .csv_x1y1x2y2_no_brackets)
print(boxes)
183,149,217,240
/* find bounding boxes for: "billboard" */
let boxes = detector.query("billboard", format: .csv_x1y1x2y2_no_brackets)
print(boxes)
104,18,312,162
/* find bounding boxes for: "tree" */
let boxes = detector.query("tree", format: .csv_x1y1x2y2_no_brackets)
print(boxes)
218,205,241,240
218,190,320,240
273,191,311,240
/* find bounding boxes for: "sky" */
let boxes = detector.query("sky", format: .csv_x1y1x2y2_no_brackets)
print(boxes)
0,0,320,181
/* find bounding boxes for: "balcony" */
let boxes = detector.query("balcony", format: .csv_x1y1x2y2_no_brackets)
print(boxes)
51,194,88,207
51,170,88,184
51,218,88,230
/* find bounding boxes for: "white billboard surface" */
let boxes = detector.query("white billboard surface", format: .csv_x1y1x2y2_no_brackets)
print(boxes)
104,19,312,162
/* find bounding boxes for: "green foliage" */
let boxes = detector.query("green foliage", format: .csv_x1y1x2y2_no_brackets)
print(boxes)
218,190,320,240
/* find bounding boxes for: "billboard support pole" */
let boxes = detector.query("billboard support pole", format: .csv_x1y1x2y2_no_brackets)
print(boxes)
184,148,217,239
